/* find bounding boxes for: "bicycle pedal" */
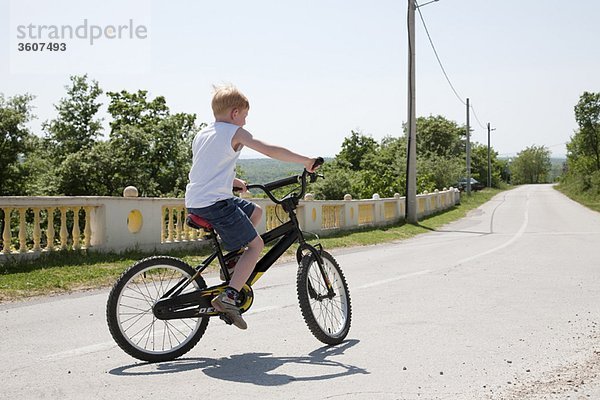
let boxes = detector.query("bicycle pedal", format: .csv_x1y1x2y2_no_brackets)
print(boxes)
219,314,234,325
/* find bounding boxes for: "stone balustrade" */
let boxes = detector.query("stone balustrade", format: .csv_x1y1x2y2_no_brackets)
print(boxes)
0,188,459,262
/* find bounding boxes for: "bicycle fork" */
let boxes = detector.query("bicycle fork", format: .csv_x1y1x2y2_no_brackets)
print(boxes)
297,242,336,300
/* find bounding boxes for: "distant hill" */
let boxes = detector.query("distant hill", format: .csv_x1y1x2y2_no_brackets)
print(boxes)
238,158,333,184
237,158,307,184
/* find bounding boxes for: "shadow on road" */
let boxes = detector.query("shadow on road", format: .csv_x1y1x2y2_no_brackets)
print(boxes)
109,339,369,386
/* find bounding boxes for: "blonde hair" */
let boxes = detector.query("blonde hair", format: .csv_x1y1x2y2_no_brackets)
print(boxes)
211,84,250,116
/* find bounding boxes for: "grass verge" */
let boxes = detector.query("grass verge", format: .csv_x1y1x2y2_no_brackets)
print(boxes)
0,188,503,302
555,183,600,213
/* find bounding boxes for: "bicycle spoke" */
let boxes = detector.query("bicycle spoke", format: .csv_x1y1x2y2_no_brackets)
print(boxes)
144,318,155,350
118,303,152,314
120,293,150,303
180,318,196,331
119,311,149,326
130,319,154,346
120,307,150,331
132,282,155,308
165,321,185,346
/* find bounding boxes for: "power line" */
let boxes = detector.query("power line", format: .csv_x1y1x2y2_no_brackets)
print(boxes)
416,4,465,106
469,103,486,130
416,3,488,131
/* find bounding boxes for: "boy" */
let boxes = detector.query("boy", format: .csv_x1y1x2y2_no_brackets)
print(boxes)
185,85,318,330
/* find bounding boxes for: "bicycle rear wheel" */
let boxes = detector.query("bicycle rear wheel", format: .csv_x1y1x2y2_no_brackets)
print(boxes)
297,251,351,344
106,256,209,362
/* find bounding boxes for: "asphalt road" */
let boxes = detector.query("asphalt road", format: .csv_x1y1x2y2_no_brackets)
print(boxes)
1,184,599,400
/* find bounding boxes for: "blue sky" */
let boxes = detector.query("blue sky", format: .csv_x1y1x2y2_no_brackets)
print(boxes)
2,0,600,159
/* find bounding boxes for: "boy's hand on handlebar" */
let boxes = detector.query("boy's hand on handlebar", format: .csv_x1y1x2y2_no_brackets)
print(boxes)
233,178,248,193
305,157,323,173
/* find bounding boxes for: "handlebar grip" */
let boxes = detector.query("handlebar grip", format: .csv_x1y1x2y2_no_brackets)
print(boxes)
263,175,300,191
312,157,324,170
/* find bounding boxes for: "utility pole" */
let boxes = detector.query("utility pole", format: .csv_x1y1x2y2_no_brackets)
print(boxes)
466,98,471,195
405,0,417,223
487,122,495,188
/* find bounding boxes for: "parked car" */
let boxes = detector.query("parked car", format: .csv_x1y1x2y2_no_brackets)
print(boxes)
456,177,485,191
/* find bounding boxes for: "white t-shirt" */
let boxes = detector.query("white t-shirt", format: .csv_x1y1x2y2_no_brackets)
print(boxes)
185,122,241,208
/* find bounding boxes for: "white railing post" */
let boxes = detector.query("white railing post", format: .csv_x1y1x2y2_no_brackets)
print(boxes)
372,194,384,225
72,207,81,250
18,208,27,253
343,194,356,229
32,207,41,252
2,208,12,254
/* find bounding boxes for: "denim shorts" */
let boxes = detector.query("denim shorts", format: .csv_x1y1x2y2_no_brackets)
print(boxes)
188,197,257,252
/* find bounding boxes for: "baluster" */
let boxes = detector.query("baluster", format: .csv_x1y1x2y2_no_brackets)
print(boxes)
72,207,81,250
175,207,183,241
32,207,41,252
182,209,190,241
46,207,55,251
182,222,188,241
167,207,174,242
161,207,166,242
188,223,196,241
2,208,12,254
59,207,68,250
18,208,27,253
84,207,92,248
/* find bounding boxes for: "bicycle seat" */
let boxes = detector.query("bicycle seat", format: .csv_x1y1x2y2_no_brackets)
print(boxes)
186,214,213,231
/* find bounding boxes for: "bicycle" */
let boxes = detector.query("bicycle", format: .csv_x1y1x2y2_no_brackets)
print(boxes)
106,160,352,362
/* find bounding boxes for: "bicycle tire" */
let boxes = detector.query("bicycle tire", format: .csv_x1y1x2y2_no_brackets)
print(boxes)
297,251,351,344
106,256,209,362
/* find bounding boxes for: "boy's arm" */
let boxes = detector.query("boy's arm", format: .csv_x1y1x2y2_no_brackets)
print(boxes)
232,128,318,172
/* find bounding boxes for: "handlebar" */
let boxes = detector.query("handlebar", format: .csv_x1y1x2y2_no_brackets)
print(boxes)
246,157,324,204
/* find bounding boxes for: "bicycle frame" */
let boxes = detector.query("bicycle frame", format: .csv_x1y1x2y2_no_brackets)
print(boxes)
153,191,333,321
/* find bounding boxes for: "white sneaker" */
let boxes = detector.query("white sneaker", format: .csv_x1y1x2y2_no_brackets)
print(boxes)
211,292,247,330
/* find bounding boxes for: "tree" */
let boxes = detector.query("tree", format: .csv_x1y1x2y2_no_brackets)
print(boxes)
42,75,104,195
336,130,378,171
311,160,357,200
571,91,600,173
44,75,103,159
0,93,35,196
358,136,406,197
511,145,551,184
106,90,199,196
470,143,502,187
417,153,464,191
20,135,58,195
562,91,600,195
415,115,465,158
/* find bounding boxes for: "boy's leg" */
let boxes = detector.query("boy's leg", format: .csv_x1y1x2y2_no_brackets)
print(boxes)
249,204,262,227
209,200,263,329
229,234,264,291
221,204,261,281
212,234,262,330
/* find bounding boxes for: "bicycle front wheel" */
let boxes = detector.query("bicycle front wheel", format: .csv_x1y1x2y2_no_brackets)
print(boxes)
106,256,209,362
297,251,351,345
